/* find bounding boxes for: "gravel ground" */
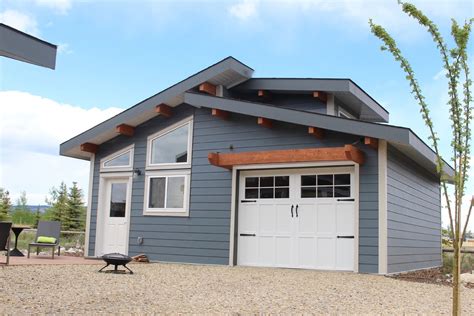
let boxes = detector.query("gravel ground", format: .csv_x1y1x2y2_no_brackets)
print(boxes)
1,263,473,314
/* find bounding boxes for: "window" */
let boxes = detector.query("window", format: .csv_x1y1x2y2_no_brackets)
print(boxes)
147,118,193,168
144,168,190,216
245,176,290,199
101,145,134,171
301,173,351,198
109,183,127,217
144,118,193,216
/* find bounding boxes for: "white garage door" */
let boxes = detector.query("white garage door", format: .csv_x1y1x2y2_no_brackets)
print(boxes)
237,167,356,271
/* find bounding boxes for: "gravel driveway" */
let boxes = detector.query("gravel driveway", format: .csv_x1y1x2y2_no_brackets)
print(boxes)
1,263,473,314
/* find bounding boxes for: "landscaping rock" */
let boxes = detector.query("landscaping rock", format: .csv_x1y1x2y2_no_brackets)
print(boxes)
461,273,474,284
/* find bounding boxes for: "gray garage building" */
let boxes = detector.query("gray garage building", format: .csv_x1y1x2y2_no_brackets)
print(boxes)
60,57,451,274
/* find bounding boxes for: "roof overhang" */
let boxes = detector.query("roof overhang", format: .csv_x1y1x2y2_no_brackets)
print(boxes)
0,23,57,69
184,92,454,179
232,78,389,123
59,57,254,160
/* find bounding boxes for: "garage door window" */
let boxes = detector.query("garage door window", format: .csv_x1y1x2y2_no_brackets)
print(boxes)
301,174,351,198
245,176,289,199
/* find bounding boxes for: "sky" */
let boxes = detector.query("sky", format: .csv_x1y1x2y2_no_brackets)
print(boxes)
0,0,473,230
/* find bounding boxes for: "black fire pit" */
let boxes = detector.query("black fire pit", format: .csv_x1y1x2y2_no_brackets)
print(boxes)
99,253,133,274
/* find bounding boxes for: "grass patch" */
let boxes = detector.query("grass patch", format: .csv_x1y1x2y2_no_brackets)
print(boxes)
442,252,474,274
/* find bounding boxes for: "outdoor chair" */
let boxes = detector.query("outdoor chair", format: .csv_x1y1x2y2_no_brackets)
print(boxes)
28,221,61,259
0,222,12,265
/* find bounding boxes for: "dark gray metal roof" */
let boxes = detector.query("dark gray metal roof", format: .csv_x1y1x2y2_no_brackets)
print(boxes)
60,56,254,159
0,23,57,69
233,78,389,123
183,92,453,178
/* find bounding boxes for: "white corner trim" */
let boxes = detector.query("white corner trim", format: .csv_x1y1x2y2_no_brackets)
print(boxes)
354,163,360,273
84,154,95,257
327,94,335,115
378,140,388,274
229,167,238,266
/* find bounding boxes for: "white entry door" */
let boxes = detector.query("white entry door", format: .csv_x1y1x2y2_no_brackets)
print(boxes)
237,167,356,271
99,177,131,255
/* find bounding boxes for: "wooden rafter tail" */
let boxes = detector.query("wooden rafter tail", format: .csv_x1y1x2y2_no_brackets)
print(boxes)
115,124,135,137
344,144,365,165
198,82,217,96
308,126,325,139
313,91,328,103
155,103,172,118
257,117,272,128
80,142,99,154
258,90,270,98
212,108,229,120
364,137,378,150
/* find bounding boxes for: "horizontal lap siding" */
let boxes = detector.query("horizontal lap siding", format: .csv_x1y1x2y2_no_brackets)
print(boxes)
387,145,441,273
192,108,378,273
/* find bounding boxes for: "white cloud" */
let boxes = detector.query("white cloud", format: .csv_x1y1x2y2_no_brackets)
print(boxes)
34,0,72,15
228,0,259,21
0,91,123,205
227,0,472,40
0,10,39,35
57,43,73,55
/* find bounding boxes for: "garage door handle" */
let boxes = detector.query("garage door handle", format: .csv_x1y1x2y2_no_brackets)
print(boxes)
337,235,354,239
240,233,256,237
241,200,256,203
337,198,355,201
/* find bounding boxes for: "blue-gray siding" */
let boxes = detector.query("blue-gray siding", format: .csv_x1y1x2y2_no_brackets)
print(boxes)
387,145,442,273
88,105,379,272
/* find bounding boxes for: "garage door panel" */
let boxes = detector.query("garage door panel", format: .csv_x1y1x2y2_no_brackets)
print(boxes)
316,203,336,234
259,204,276,234
258,236,274,266
275,236,292,267
276,204,292,235
337,203,355,235
317,237,336,269
237,237,258,265
297,237,316,268
239,205,258,233
336,238,354,270
297,203,316,235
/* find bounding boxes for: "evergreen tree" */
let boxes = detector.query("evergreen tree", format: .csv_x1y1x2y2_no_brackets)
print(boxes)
64,182,85,231
0,188,12,221
46,182,68,228
34,205,41,229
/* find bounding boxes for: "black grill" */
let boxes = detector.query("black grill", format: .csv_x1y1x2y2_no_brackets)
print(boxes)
98,253,133,274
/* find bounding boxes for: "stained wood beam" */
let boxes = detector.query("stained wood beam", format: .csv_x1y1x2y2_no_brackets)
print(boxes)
313,91,328,103
257,117,272,128
212,108,229,120
115,124,134,137
308,126,325,139
364,137,379,150
198,82,217,96
155,103,172,118
208,145,365,169
344,144,365,165
80,142,99,154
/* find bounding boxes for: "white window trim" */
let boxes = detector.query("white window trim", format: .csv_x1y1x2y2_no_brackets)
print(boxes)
338,108,356,119
100,144,134,172
143,169,191,216
146,117,193,170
